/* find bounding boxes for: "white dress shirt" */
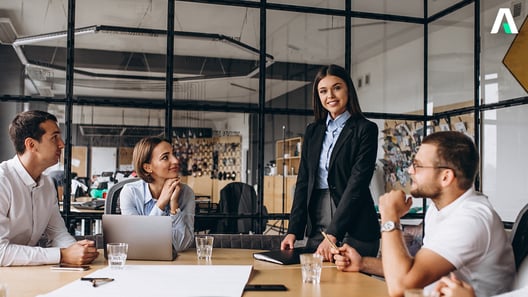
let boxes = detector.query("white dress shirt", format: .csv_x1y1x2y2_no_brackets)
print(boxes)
0,156,76,266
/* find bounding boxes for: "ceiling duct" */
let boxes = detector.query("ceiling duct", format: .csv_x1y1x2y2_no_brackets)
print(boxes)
0,18,18,44
79,125,164,137
122,126,163,137
12,25,274,81
79,125,126,137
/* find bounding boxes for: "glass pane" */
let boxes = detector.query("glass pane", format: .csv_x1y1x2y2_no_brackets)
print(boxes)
269,0,343,10
69,105,165,192
71,0,167,100
266,11,345,109
263,113,312,232
481,2,526,103
171,110,254,201
353,0,424,18
482,106,528,222
354,20,424,113
378,119,421,195
0,103,29,160
173,2,261,105
428,0,464,17
428,4,474,110
2,0,67,97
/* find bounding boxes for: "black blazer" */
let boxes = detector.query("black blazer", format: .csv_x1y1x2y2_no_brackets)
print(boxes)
287,116,381,242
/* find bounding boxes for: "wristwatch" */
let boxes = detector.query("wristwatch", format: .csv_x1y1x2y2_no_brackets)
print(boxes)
380,221,403,232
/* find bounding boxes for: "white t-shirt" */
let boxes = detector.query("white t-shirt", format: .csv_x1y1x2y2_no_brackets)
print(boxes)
0,156,76,266
423,188,515,297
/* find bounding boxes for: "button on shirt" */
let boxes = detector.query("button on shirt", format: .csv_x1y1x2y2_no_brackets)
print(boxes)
0,156,76,266
317,111,351,189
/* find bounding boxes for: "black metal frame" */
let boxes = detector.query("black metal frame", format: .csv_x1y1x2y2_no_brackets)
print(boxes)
4,0,525,231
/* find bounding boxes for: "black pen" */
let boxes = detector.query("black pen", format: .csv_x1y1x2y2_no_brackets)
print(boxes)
81,277,114,287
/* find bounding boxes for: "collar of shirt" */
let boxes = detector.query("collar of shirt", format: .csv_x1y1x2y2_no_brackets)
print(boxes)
326,111,351,132
432,187,476,218
11,155,39,188
141,181,171,214
141,181,156,204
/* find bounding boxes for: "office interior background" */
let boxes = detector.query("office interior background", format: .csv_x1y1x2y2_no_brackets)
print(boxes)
1,0,527,233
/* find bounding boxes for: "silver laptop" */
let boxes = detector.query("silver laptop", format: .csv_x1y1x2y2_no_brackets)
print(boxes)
102,214,175,261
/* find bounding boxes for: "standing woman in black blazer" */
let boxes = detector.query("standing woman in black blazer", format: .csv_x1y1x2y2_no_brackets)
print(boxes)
280,64,380,261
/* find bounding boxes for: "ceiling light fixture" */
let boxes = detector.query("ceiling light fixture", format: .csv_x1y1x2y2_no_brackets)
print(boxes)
12,25,274,82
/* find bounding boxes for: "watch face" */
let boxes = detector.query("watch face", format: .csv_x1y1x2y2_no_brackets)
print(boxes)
384,221,395,230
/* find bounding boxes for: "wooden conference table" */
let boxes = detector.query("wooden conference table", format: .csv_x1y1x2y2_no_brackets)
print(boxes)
0,248,389,297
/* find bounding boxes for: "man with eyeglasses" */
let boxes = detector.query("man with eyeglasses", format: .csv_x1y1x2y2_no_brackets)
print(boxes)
332,131,514,297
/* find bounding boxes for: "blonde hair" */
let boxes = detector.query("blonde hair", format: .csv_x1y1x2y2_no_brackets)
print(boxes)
133,136,169,183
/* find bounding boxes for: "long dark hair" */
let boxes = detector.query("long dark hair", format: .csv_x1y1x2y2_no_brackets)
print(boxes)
312,64,364,121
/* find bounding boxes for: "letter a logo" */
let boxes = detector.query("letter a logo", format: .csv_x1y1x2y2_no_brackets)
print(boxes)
491,8,519,34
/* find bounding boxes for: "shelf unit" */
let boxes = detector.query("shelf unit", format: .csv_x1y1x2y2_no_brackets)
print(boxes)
275,137,303,176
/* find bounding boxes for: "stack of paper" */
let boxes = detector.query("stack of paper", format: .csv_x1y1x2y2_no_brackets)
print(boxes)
38,265,252,297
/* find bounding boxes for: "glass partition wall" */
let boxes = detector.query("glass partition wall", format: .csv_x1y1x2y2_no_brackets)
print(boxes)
1,0,527,235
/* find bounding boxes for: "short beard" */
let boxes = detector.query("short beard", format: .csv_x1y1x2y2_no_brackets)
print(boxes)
410,182,442,199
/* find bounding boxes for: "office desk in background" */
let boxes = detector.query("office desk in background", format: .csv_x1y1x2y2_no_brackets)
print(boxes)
0,248,389,297
60,201,104,235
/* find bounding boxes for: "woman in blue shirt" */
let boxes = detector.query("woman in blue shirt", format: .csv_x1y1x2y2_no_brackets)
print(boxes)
120,136,195,252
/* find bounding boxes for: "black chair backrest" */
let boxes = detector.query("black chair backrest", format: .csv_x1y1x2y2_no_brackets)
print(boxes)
511,203,528,270
189,234,283,250
104,178,139,214
214,182,267,234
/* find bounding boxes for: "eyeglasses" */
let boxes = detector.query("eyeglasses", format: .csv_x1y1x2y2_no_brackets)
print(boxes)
410,162,454,174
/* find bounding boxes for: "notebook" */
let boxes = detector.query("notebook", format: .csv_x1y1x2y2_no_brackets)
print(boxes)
102,214,175,261
253,247,316,265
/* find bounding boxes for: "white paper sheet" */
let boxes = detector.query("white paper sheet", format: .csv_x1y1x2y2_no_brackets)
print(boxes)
38,265,253,297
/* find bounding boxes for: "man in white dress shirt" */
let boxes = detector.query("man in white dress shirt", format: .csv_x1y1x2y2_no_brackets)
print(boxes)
0,110,99,266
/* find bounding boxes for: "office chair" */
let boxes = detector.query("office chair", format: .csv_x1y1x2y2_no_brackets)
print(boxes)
104,178,139,214
189,234,283,249
511,202,528,270
511,203,528,289
213,182,268,234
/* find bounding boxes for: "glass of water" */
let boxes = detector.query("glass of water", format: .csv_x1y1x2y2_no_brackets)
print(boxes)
107,242,128,269
300,253,323,284
0,283,7,297
195,235,214,261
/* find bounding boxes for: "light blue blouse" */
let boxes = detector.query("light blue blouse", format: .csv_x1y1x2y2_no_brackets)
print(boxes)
119,179,195,252
316,111,351,189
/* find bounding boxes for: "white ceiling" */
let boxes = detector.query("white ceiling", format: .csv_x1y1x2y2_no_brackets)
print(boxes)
0,0,508,104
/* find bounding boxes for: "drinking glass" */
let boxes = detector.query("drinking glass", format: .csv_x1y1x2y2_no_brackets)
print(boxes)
195,235,214,260
300,253,323,284
107,242,128,269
